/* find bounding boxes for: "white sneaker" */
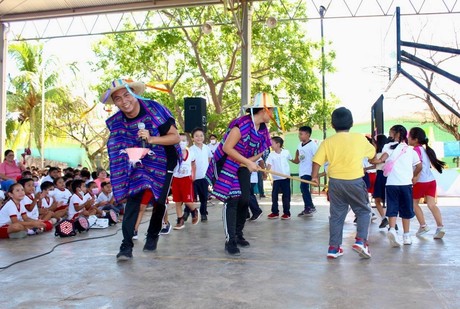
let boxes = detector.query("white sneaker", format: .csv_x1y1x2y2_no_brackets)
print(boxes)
416,225,430,236
387,229,401,247
132,230,139,240
403,234,412,245
433,227,445,239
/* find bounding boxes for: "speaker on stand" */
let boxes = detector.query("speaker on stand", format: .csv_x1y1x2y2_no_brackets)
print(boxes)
184,97,207,133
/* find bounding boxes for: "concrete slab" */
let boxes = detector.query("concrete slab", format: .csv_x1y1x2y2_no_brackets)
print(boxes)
0,195,458,309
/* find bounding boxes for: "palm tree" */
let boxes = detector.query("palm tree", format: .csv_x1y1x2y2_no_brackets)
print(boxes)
7,41,62,152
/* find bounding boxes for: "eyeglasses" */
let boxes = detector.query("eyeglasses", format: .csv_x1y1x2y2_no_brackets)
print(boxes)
112,91,132,104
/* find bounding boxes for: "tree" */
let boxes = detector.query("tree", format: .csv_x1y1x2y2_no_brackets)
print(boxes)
46,94,109,170
91,2,335,135
7,41,64,151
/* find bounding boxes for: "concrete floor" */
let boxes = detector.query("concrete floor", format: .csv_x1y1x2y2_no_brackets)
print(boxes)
1,194,459,309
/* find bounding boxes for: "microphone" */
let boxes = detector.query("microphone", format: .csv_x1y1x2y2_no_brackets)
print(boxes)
137,122,146,148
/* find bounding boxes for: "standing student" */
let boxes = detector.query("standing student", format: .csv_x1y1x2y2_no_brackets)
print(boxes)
189,127,213,222
248,159,264,221
101,78,180,261
372,134,389,228
266,136,293,220
172,133,199,230
291,126,318,217
408,127,446,239
208,134,219,154
312,107,376,259
373,125,422,247
206,92,274,256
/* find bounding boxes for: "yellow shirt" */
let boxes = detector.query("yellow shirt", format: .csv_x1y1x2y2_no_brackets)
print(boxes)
313,132,376,180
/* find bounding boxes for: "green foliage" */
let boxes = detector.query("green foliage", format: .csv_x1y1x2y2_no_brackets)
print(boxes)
91,2,336,135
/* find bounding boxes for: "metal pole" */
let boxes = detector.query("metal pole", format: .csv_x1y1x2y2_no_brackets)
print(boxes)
241,0,252,113
319,6,326,140
0,23,8,161
41,60,45,168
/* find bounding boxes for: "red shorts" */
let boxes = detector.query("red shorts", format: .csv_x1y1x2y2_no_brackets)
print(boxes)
0,225,9,239
172,176,194,203
367,172,376,194
413,180,437,199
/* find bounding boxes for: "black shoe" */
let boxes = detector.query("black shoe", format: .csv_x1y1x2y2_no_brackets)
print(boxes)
183,211,190,222
201,214,208,222
388,224,399,231
225,240,240,255
353,217,357,224
249,211,263,221
237,236,250,247
116,244,133,261
379,218,389,229
260,194,266,198
143,235,159,251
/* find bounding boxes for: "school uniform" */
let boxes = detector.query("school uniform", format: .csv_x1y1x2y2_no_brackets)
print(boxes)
266,149,292,216
189,144,212,216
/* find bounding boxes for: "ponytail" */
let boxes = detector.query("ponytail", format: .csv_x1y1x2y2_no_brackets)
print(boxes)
409,127,446,173
425,142,446,173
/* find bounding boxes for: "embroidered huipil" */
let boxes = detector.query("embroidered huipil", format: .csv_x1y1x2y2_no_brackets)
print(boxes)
106,99,181,203
206,114,270,202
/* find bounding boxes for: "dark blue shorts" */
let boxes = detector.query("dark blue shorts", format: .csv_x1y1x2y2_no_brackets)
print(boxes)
385,185,414,219
372,170,387,200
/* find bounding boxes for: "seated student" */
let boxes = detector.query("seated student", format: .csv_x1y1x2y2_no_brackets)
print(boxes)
52,177,72,207
39,181,68,220
19,178,55,230
83,181,104,217
0,183,47,239
68,179,97,221
96,181,124,214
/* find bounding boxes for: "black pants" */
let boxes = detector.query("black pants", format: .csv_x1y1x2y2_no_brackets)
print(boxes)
194,178,209,215
121,171,173,248
224,167,250,241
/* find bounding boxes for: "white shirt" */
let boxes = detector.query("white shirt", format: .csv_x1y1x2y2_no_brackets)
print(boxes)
68,193,85,219
41,196,55,209
208,142,218,154
250,158,262,184
173,149,195,178
97,192,113,204
297,140,318,176
413,145,436,183
375,152,385,171
266,149,292,180
22,194,39,220
52,188,72,206
383,142,420,186
41,175,54,185
0,200,27,226
189,144,212,179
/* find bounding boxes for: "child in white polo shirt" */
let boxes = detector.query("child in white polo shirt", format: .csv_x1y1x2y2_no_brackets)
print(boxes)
189,127,213,222
266,136,293,220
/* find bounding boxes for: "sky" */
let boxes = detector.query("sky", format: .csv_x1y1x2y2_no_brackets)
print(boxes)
8,6,460,126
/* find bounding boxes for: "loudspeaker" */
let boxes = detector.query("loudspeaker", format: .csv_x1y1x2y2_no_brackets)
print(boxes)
184,97,207,133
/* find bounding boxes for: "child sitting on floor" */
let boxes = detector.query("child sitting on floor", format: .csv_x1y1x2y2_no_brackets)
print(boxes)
0,183,47,239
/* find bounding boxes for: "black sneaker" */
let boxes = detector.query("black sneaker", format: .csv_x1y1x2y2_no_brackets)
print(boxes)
237,236,250,247
201,214,208,222
183,211,190,222
379,218,389,229
249,211,263,221
116,244,133,261
225,240,240,255
143,235,159,251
